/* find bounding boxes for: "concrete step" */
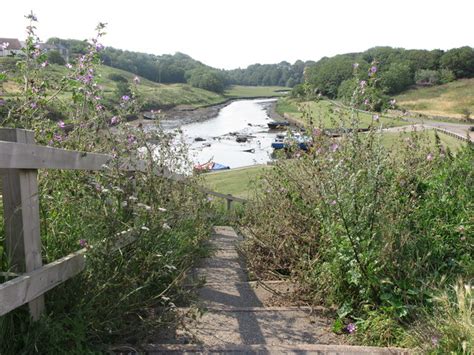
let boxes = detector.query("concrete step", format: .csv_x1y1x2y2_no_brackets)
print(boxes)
146,343,410,354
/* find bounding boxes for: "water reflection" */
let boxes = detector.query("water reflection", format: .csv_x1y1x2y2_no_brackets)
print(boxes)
178,98,279,168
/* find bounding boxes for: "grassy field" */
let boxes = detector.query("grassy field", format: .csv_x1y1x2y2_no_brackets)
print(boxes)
395,79,474,119
380,129,466,152
203,165,271,198
224,85,289,98
276,98,410,129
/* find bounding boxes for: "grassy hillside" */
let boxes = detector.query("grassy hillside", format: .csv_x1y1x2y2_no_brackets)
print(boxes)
1,59,288,111
276,98,409,128
395,79,474,119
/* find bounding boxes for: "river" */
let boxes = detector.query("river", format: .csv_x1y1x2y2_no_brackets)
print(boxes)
174,98,280,169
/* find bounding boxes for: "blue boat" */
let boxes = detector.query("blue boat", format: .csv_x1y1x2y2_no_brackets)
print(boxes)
271,134,311,151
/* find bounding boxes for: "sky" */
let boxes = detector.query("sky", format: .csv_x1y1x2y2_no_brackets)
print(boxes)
2,0,474,69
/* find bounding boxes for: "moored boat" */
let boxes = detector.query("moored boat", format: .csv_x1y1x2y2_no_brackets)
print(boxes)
267,121,290,129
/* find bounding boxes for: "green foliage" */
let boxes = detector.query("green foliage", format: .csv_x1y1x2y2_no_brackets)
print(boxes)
440,46,474,78
46,50,66,65
379,62,414,94
1,18,217,353
305,54,357,97
186,67,227,93
242,104,473,348
107,72,128,82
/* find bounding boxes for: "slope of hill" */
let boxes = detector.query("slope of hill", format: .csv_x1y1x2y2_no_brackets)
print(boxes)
395,79,474,120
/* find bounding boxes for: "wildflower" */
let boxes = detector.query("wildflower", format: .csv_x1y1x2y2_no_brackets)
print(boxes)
330,200,337,206
65,63,73,69
127,135,136,144
163,223,171,230
431,336,439,346
346,323,356,334
133,76,140,84
364,99,369,105
389,99,397,107
26,12,38,22
426,153,433,161
330,143,339,152
368,66,377,76
110,116,119,125
372,114,379,121
360,80,367,88
121,95,130,101
57,120,66,129
95,43,104,51
352,62,359,69
207,196,214,201
79,239,88,247
41,61,49,68
30,102,37,109
95,104,103,111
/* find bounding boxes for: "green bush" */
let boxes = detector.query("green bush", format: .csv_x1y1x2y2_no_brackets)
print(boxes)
242,116,473,347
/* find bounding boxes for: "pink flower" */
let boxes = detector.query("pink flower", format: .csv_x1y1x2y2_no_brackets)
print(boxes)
58,120,66,128
41,61,49,68
122,95,130,101
79,239,88,247
426,153,433,161
330,200,337,206
110,116,119,125
330,143,339,152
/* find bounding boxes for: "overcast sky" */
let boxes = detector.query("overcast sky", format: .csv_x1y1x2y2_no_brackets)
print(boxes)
2,0,473,69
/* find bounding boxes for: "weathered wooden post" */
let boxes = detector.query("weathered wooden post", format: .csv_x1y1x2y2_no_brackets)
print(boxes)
0,128,44,320
226,195,232,211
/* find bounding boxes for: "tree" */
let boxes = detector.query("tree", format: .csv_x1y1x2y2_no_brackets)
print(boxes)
46,50,65,65
440,47,474,78
379,62,414,94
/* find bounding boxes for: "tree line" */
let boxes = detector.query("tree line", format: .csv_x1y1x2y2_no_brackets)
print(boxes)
46,39,474,99
301,46,474,107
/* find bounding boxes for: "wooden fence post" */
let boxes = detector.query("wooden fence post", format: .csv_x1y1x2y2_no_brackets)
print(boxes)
226,195,232,211
0,128,44,320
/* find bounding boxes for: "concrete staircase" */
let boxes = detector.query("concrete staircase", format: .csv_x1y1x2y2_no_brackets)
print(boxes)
149,226,409,354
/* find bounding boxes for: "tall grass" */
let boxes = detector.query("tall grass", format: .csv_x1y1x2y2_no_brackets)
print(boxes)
241,110,473,347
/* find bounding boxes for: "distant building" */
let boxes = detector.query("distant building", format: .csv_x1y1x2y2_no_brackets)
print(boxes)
0,38,22,57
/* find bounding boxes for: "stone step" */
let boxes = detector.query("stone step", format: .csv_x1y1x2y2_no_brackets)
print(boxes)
146,343,410,354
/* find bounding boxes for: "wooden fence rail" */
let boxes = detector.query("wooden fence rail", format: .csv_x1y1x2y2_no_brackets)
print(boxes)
0,128,246,320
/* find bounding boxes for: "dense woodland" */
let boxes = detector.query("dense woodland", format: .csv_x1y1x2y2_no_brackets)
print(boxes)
46,38,474,102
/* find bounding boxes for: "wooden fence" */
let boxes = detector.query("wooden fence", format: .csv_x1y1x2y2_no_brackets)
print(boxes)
0,128,246,320
433,127,473,144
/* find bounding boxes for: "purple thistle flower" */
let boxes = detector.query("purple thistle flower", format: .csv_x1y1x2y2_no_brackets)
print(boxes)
58,120,66,128
79,239,88,247
95,43,104,51
53,134,63,142
30,102,37,109
122,95,130,101
346,323,356,334
110,116,119,125
127,135,136,144
370,66,377,73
